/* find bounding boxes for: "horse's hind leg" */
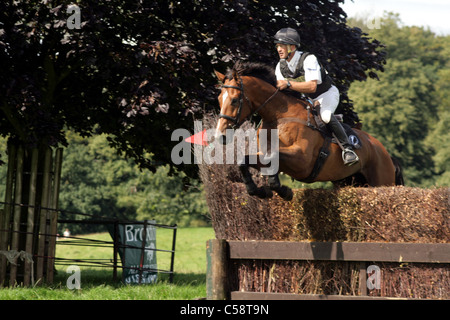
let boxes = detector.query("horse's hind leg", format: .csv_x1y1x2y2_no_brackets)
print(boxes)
268,174,293,201
363,159,396,186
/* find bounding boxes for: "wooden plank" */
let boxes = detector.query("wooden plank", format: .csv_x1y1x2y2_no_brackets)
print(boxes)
228,241,450,263
231,291,415,300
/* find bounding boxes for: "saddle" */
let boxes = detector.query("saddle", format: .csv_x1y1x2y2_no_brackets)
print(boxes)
308,102,362,150
301,102,362,183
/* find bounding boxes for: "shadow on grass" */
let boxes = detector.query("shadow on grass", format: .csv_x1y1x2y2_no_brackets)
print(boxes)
54,268,206,288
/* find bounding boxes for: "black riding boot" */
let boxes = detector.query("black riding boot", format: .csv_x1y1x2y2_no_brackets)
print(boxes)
328,114,359,166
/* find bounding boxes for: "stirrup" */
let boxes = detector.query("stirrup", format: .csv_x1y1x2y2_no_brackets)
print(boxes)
342,148,359,166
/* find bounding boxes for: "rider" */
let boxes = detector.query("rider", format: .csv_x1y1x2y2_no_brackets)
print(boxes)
273,27,359,166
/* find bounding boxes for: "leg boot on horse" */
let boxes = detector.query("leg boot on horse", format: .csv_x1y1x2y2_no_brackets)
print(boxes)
268,174,293,201
239,161,273,199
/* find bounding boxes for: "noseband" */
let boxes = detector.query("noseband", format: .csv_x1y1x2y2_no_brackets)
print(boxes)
219,76,279,130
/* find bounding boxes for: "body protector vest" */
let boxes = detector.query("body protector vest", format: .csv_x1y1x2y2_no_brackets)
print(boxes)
279,52,333,99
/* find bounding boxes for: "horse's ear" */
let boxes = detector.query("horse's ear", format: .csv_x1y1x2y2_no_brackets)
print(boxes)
214,70,226,83
232,69,238,81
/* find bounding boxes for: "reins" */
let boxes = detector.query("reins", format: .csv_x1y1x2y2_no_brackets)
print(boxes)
220,76,324,134
220,76,280,129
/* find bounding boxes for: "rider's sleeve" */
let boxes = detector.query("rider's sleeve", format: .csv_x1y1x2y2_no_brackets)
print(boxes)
275,63,285,81
303,55,322,84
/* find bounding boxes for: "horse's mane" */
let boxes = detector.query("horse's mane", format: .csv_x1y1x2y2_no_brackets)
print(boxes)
226,60,277,87
226,60,307,101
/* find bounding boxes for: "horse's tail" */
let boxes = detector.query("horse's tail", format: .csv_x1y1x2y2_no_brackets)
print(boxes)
391,156,404,186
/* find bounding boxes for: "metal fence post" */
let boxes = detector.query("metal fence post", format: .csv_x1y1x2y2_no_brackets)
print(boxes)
169,225,177,283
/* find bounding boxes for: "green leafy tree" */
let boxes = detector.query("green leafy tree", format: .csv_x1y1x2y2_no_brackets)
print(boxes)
348,13,449,186
59,132,208,234
134,165,209,227
349,59,435,184
425,65,450,186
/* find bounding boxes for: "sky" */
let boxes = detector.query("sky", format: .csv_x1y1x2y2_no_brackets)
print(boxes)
341,0,450,35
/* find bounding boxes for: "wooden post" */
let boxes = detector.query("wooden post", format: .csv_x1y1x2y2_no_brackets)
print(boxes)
206,239,229,300
359,262,367,296
46,147,63,284
9,145,24,286
36,147,52,284
23,148,39,287
0,143,16,287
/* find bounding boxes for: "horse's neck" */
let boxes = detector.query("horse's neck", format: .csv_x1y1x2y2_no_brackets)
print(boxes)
256,90,309,124
244,77,308,124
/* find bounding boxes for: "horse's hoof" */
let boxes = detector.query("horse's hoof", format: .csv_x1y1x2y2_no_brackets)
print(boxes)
256,186,273,199
246,184,273,199
246,183,258,196
278,186,293,201
263,187,274,198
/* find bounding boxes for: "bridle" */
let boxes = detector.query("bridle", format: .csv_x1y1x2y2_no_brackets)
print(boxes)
219,75,280,130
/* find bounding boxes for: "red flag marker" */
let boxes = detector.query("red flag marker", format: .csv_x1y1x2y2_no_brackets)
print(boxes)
185,129,209,146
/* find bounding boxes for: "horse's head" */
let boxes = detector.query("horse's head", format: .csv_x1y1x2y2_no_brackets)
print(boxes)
214,70,253,144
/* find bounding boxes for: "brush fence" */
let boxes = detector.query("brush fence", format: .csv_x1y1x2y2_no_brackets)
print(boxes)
204,185,449,300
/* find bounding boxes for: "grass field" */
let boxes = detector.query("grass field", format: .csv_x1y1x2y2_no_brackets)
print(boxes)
0,227,215,300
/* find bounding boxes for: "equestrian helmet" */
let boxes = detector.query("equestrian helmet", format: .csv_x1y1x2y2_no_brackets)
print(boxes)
273,28,301,47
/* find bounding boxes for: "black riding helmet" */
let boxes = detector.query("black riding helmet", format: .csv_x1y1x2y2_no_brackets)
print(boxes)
273,28,301,47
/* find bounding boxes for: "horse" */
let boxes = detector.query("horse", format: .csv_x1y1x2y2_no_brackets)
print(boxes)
213,61,404,201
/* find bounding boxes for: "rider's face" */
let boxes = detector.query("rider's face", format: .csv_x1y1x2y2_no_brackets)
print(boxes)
275,44,294,59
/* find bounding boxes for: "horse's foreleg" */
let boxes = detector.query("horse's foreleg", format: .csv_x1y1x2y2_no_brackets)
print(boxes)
239,155,273,199
265,146,301,201
239,152,293,201
268,174,293,201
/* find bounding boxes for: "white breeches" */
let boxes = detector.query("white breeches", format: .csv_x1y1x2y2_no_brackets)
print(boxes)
312,85,340,124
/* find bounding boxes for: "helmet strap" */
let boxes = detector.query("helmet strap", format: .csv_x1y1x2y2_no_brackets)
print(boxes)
287,45,295,60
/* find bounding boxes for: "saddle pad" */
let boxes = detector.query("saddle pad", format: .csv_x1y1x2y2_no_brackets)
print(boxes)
313,106,362,149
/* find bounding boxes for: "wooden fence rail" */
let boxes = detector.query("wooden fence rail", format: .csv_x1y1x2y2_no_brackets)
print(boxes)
206,239,450,300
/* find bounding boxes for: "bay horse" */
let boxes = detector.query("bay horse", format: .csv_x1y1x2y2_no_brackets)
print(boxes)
214,61,403,201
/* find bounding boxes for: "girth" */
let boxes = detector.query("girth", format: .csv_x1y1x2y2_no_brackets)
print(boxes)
262,103,332,183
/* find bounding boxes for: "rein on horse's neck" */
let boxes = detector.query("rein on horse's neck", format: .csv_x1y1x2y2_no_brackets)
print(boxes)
243,76,309,125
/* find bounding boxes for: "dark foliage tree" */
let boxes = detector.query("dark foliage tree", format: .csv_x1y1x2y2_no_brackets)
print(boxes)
0,0,385,173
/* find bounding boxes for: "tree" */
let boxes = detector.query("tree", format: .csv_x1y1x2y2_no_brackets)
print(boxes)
0,1,388,285
1,0,386,173
349,59,435,184
426,66,450,186
348,13,449,186
58,132,209,234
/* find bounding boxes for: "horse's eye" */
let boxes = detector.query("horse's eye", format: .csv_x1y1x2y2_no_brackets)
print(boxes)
231,98,239,106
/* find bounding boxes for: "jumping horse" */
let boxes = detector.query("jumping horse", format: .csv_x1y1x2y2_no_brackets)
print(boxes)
214,61,404,201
